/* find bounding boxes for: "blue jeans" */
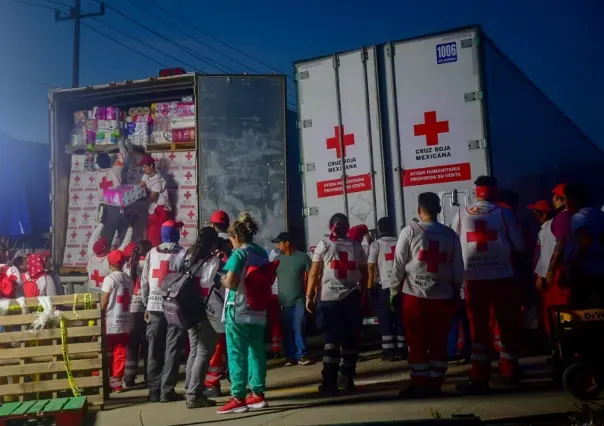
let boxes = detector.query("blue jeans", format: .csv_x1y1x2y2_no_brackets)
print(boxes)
281,303,307,360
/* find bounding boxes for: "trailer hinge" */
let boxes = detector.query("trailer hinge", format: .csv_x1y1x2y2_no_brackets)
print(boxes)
468,139,487,150
332,55,340,69
303,207,319,217
49,226,53,235
48,160,53,170
49,193,53,203
361,48,369,63
300,163,315,173
464,91,483,102
297,119,312,129
295,70,310,81
385,43,394,57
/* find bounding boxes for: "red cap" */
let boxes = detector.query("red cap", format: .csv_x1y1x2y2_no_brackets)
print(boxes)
137,155,155,166
107,250,126,267
210,210,230,227
92,237,109,256
527,200,551,213
552,184,567,198
122,242,137,258
348,224,369,243
161,220,184,229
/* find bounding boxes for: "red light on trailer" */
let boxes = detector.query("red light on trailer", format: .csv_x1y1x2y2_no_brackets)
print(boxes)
159,68,186,77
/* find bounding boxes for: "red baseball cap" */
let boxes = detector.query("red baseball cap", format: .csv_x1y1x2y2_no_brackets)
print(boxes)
137,155,155,166
552,183,567,198
122,242,137,258
527,200,551,213
107,250,126,267
161,220,184,229
210,210,230,227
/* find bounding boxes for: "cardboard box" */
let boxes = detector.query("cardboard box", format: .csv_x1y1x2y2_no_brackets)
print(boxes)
103,184,145,207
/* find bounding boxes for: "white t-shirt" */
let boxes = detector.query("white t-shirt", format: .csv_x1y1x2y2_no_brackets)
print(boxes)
36,275,58,297
101,271,133,335
142,172,170,214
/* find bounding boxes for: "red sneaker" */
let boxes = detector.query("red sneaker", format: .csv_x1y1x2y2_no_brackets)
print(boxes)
216,398,248,414
245,393,268,409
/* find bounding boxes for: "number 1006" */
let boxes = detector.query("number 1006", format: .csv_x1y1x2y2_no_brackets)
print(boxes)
436,42,457,63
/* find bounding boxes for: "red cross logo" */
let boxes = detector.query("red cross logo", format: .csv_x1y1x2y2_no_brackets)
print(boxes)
89,175,95,183
67,253,72,260
74,175,81,183
182,229,189,238
384,245,396,262
326,126,355,159
83,212,90,221
70,230,78,240
80,249,87,257
184,191,192,200
87,193,95,202
417,241,447,273
91,269,105,288
185,171,193,180
86,231,92,239
117,288,131,310
75,160,80,168
152,260,175,287
187,210,195,220
414,111,449,146
168,152,176,161
72,194,79,202
99,177,114,190
330,251,357,279
467,220,499,252
185,152,193,161
71,216,77,224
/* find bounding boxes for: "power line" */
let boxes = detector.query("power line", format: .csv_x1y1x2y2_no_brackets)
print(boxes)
92,0,232,74
9,0,58,11
39,0,70,7
90,18,205,74
81,21,169,68
147,1,294,81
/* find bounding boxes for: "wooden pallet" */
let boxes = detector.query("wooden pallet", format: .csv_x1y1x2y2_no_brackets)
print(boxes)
145,142,195,152
0,397,87,426
0,295,105,409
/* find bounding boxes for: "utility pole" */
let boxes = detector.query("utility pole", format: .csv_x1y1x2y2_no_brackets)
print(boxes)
56,0,105,88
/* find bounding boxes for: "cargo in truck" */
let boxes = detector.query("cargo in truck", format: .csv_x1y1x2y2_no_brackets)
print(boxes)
294,25,604,249
49,73,289,279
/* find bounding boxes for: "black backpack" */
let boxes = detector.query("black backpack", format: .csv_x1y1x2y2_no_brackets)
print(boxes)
160,257,210,329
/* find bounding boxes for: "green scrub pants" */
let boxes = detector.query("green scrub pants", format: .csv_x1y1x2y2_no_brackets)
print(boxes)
225,305,267,399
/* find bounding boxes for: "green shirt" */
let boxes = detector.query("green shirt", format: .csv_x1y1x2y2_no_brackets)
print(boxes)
223,243,268,303
276,250,311,307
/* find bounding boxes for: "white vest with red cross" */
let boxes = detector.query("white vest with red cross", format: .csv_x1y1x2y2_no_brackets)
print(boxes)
146,246,186,312
403,222,458,299
373,237,398,289
103,271,133,335
314,238,364,302
86,254,110,294
456,202,514,280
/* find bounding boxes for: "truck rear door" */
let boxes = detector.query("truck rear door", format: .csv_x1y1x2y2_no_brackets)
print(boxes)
295,47,387,250
384,28,489,227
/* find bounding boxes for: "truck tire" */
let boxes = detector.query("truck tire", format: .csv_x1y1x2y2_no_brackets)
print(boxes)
562,362,603,400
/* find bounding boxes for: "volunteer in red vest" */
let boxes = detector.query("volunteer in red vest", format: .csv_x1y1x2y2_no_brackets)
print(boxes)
390,193,464,397
204,211,231,397
368,217,407,361
451,175,525,392
5,254,28,298
545,183,572,305
141,220,187,403
217,212,273,414
101,249,133,393
124,240,153,388
563,184,604,306
138,155,172,247
24,253,58,297
528,200,554,334
87,208,133,294
306,213,368,395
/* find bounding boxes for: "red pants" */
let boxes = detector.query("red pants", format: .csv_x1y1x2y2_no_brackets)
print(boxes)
268,296,282,354
402,295,456,390
205,333,227,388
146,205,172,247
107,333,129,390
466,279,522,382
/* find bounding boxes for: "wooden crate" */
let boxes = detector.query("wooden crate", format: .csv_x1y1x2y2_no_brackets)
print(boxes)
0,397,87,426
0,295,105,409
